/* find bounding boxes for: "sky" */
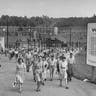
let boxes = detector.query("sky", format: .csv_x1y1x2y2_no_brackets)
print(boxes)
0,0,96,18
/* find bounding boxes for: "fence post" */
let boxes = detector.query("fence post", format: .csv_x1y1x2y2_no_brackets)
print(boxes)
91,66,95,82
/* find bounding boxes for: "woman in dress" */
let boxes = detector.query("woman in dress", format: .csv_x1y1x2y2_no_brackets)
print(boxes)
12,57,26,92
59,56,69,89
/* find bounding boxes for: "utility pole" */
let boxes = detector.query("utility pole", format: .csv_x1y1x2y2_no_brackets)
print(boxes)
29,26,31,42
69,27,71,48
64,25,71,48
28,26,31,49
29,26,31,48
6,18,9,48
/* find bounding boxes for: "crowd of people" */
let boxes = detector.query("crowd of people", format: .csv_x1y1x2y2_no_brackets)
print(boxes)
7,46,80,92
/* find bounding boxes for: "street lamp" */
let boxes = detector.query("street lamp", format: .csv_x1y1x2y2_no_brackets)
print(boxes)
28,26,32,49
69,27,72,47
64,25,72,48
38,33,41,48
54,27,58,48
28,26,31,41
6,19,9,48
2,27,8,48
33,30,37,48
27,38,30,51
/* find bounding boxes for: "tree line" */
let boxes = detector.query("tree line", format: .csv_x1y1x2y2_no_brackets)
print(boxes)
0,15,53,27
0,15,96,27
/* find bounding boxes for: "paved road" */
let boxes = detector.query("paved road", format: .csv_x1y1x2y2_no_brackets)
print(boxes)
0,55,96,96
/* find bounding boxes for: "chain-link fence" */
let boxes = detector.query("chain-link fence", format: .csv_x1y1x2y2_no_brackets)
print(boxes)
0,26,87,50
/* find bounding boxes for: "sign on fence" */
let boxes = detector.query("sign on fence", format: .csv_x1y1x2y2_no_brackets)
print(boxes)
54,27,58,35
87,23,96,66
0,37,5,51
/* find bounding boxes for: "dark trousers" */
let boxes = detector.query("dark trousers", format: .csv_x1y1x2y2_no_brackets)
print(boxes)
67,64,73,81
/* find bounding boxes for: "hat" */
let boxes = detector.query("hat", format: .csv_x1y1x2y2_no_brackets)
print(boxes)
18,57,24,63
50,54,54,57
70,52,73,55
42,56,45,58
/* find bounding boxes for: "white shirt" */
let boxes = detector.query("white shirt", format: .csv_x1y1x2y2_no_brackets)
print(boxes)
26,53,32,59
15,51,18,54
50,59,56,66
68,56,75,64
60,60,68,70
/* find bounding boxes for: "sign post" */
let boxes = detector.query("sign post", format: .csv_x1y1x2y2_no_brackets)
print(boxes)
87,23,96,81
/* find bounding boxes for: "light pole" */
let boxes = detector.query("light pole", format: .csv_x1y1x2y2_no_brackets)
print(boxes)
69,27,71,47
6,18,9,48
27,39,30,51
38,32,41,48
64,25,71,48
29,26,31,41
54,27,58,48
28,26,31,48
34,30,37,48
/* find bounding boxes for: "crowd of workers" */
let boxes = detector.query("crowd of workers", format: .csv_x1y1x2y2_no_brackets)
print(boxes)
7,46,80,92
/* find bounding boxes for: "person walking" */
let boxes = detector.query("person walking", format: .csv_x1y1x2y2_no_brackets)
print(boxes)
59,56,69,89
42,57,48,81
25,51,32,72
49,55,56,81
67,53,75,82
35,56,44,92
12,58,26,92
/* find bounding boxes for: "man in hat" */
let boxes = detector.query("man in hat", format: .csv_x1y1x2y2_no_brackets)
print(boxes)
35,56,44,92
67,52,75,82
